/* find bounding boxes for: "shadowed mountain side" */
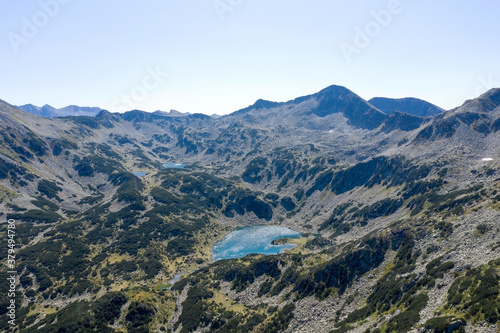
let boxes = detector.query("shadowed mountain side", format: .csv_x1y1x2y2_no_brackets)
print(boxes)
369,97,444,117
380,111,428,132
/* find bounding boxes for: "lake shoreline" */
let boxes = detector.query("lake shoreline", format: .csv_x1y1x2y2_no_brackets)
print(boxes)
211,225,301,262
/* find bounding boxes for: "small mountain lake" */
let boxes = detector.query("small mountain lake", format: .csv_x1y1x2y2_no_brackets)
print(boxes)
133,163,185,176
163,162,186,169
212,226,301,261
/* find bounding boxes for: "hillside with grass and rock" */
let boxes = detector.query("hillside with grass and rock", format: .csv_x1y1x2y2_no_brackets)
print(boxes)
1,86,499,333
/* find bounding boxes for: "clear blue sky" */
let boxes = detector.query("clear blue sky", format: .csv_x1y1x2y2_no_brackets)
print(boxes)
1,0,499,115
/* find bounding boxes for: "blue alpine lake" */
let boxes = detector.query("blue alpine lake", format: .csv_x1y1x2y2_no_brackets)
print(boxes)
133,172,149,177
212,226,301,262
163,162,186,169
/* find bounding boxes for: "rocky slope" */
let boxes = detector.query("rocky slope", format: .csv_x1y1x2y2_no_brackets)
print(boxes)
0,86,499,333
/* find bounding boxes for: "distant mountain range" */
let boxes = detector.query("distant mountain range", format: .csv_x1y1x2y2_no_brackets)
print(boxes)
152,109,190,117
17,92,445,120
16,103,219,119
17,104,103,118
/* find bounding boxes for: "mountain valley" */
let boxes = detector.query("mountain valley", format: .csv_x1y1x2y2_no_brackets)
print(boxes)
0,85,499,333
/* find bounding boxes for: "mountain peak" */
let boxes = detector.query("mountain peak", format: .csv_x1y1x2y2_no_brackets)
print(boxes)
153,109,189,117
309,85,387,130
233,99,283,115
456,88,500,113
318,84,353,95
291,85,354,104
19,103,41,109
478,88,500,109
41,104,56,110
